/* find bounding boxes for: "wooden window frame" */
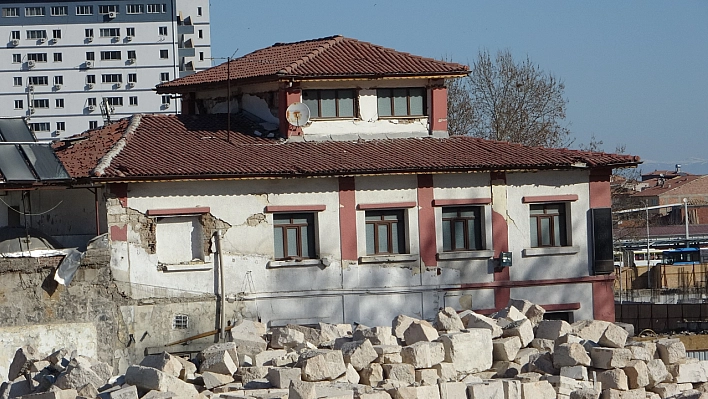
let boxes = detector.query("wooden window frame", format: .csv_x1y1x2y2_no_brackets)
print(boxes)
302,89,357,119
442,206,483,252
273,213,316,261
365,210,406,255
530,203,568,248
377,87,427,117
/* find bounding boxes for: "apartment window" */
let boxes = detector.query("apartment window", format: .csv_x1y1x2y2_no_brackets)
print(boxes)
126,27,135,37
199,52,204,61
89,121,98,129
100,28,120,37
51,6,68,16
377,88,426,117
2,7,19,17
12,54,21,63
155,215,204,264
53,29,61,39
273,214,316,260
76,6,93,15
126,4,143,14
86,52,95,61
33,99,49,109
129,96,138,106
27,30,47,40
53,53,62,62
161,95,170,105
98,5,119,14
55,98,64,108
27,53,47,62
365,210,405,255
14,100,22,109
197,7,202,16
56,122,65,131
102,74,122,83
28,76,48,86
147,4,166,13
127,50,136,60
87,75,96,84
11,31,19,40
302,89,355,118
30,123,50,132
88,98,97,106
160,72,169,82
25,7,45,17
85,29,94,39
159,49,168,59
101,51,121,60
13,77,21,86
529,203,568,248
128,73,137,83
54,76,63,85
442,207,483,252
158,26,168,36
106,97,123,106
198,29,203,39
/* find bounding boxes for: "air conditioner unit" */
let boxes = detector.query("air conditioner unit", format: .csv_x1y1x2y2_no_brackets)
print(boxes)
54,84,61,90
127,58,135,64
10,39,19,46
115,82,122,88
27,60,36,68
86,36,93,43
85,60,93,68
27,84,34,91
113,36,120,41
126,82,134,88
51,37,58,43
107,11,117,19
38,37,46,44
87,83,94,89
87,104,95,111
126,36,133,42
29,107,35,114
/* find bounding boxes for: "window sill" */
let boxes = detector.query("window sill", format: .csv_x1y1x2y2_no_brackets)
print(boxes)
359,254,418,263
160,263,212,272
523,246,580,257
437,250,495,260
267,259,323,268
378,115,427,120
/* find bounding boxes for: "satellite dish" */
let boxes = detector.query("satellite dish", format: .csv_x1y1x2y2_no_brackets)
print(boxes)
286,102,311,127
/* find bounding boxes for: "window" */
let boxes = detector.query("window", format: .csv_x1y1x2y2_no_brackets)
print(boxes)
160,72,169,82
273,213,315,260
155,216,204,264
197,7,202,16
101,51,121,60
54,76,63,85
76,6,93,15
33,99,49,108
51,6,68,16
53,53,62,62
98,5,118,14
11,31,20,40
87,75,96,84
28,76,48,85
14,100,22,109
129,96,138,106
529,203,568,248
27,30,47,40
85,29,94,38
53,29,61,39
128,73,137,83
127,50,136,60
12,54,21,63
442,207,483,252
89,121,98,129
172,314,188,329
158,26,168,36
55,98,64,108
302,89,355,118
198,29,203,39
126,4,143,14
377,88,426,117
147,4,166,13
56,122,65,131
161,95,170,105
27,53,47,62
106,97,123,106
29,123,50,132
86,52,95,61
159,49,168,59
126,27,135,37
2,7,19,17
87,98,97,106
199,52,204,61
13,77,21,86
100,28,120,37
25,7,45,17
102,74,122,83
365,210,405,255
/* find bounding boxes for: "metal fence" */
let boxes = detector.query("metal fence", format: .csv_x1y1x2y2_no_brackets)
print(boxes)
615,303,708,334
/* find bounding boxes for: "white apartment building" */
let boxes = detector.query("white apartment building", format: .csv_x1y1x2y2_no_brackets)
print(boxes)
0,0,211,140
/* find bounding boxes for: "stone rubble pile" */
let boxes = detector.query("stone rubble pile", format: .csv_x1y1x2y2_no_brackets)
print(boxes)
3,299,708,399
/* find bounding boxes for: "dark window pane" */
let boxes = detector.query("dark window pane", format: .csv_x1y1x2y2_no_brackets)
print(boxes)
302,90,319,118
286,228,298,257
301,224,310,258
274,228,284,259
442,220,451,251
530,218,538,247
366,223,375,254
454,221,465,249
391,222,400,253
540,218,551,246
378,224,388,253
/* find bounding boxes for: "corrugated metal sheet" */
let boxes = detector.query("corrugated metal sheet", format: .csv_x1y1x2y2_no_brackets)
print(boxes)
687,350,708,361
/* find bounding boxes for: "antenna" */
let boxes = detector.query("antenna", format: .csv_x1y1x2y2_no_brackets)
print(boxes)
208,49,239,143
286,103,311,127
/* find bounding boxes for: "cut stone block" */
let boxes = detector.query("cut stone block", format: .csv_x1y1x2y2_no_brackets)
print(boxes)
344,363,360,384
646,358,670,387
415,368,438,386
289,379,317,399
392,315,418,341
140,352,183,378
536,320,572,341
673,362,707,383
403,320,439,345
494,361,522,378
596,368,629,391
401,341,445,369
287,324,327,347
354,326,398,346
627,345,653,362
462,312,503,338
373,345,402,364
340,339,379,371
360,392,393,399
554,343,591,368
299,350,347,382
124,365,199,397
198,342,239,376
502,379,522,399
267,367,301,389
623,359,649,389
569,388,600,399
520,380,556,399
438,382,467,399
524,352,558,375
572,320,611,343
109,385,139,399
383,363,415,385
467,380,504,399
434,307,465,332
598,323,629,349
590,347,632,369
561,365,589,381
253,349,288,366
238,366,269,385
515,348,540,366
502,318,534,347
440,330,492,374
390,385,441,399
433,362,457,382
8,346,37,381
359,362,384,387
202,371,234,390
648,382,680,398
230,334,268,360
656,339,686,365
271,327,307,349
601,388,646,399
530,338,554,353
508,298,546,324
493,336,522,362
54,362,104,391
320,322,353,342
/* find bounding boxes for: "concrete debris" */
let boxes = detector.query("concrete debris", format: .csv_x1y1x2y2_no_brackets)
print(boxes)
6,298,708,399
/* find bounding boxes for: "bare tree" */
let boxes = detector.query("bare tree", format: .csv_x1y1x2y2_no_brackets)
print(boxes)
448,49,571,148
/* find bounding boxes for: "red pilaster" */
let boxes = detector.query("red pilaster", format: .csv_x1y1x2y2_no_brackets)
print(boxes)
429,86,448,135
592,277,616,321
279,87,303,138
589,168,612,208
491,172,510,309
339,177,357,261
417,174,436,268
110,183,128,207
182,92,196,115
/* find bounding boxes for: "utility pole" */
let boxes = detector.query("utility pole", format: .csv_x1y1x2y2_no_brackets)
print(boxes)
208,50,238,143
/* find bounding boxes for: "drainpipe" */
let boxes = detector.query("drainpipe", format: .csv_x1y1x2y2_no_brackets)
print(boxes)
215,230,226,341
684,198,689,247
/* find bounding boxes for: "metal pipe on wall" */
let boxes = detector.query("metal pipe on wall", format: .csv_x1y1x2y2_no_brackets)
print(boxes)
215,230,226,341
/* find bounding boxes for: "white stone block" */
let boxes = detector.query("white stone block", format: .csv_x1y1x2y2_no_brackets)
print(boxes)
415,368,438,385
572,320,611,343
359,362,384,387
502,319,534,347
520,380,556,399
646,358,670,387
623,359,649,389
536,320,572,341
561,365,589,381
598,323,629,349
434,307,465,332
440,330,492,374
391,385,441,399
596,368,629,391
403,320,439,345
267,367,301,389
438,382,467,399
591,347,632,369
341,339,379,371
554,343,592,368
656,339,686,365
401,341,445,369
382,363,415,385
299,350,347,382
493,336,522,362
462,312,503,338
392,315,418,341
467,380,504,399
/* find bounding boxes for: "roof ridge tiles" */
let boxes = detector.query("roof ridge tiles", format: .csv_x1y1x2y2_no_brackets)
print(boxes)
279,35,344,75
93,114,142,177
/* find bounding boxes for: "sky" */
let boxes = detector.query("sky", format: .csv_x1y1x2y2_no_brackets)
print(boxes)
208,0,708,175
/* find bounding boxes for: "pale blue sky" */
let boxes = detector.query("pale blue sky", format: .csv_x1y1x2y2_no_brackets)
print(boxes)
208,1,708,174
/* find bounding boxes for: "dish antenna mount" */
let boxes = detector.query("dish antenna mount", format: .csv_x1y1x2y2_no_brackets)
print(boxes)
286,102,311,127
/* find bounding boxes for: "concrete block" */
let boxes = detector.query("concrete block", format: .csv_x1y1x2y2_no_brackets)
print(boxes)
299,350,347,382
390,385,440,399
520,380,556,398
401,341,445,369
561,365,589,381
359,362,384,386
433,307,465,332
414,368,438,386
340,340,379,371
266,367,301,389
656,339,686,365
271,327,307,349
591,347,632,369
382,363,415,385
467,380,504,399
439,330,492,374
438,382,467,399
554,343,592,368
646,358,670,387
502,318,534,347
433,362,456,382
109,385,138,399
124,365,199,396
202,371,234,390
598,323,629,349
493,336,522,362
597,368,629,391
462,312,503,338
536,320,572,340
403,320,439,345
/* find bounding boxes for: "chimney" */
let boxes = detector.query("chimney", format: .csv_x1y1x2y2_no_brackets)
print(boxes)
676,164,682,173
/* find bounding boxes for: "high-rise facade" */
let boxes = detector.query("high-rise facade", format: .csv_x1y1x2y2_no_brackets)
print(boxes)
0,0,211,140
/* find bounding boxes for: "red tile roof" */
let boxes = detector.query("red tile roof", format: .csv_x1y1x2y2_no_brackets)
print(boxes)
157,36,469,93
53,114,641,181
632,175,704,197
